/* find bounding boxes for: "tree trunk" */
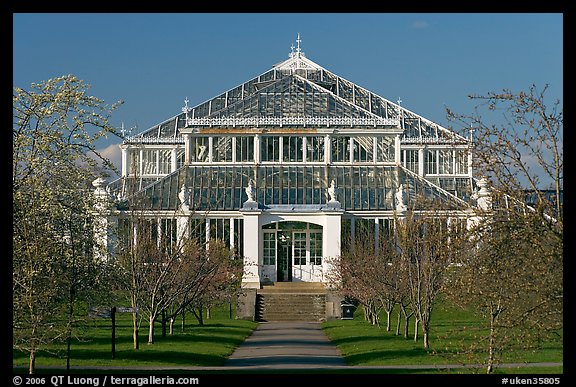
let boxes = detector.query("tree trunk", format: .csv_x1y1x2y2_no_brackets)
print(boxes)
413,318,420,342
132,312,139,350
487,313,497,374
181,310,185,334
169,317,174,336
395,309,402,336
206,307,211,320
423,330,429,349
403,314,411,339
386,310,392,331
148,315,155,344
28,350,35,374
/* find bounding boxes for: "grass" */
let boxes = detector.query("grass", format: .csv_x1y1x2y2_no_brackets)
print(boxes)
13,304,258,370
13,299,562,374
321,300,563,374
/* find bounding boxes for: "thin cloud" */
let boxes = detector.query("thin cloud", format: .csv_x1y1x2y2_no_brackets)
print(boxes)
411,20,430,29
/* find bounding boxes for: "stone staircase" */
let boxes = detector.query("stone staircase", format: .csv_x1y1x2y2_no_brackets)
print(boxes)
256,282,327,322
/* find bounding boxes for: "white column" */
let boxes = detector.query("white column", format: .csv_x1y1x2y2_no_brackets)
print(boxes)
254,134,261,164
395,135,401,165
92,177,116,262
205,218,210,250
323,212,342,287
349,137,355,163
171,148,177,172
324,134,331,164
374,218,380,254
208,137,213,163
183,133,192,164
121,147,128,177
229,218,235,250
241,210,262,288
418,148,425,176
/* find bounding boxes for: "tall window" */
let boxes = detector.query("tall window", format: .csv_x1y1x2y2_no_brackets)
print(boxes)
263,232,276,265
438,149,453,174
293,232,307,265
158,149,172,174
377,136,395,162
160,218,177,255
402,149,419,173
309,232,322,265
454,149,467,174
213,136,233,162
306,136,324,162
425,149,437,174
236,136,254,162
283,136,304,162
142,149,157,175
262,136,280,162
353,137,373,162
128,151,140,175
191,137,209,162
332,136,350,162
176,149,185,169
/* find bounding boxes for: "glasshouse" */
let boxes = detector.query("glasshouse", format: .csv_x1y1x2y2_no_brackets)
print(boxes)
93,37,491,320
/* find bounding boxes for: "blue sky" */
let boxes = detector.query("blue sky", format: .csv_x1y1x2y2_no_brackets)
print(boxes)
13,13,563,170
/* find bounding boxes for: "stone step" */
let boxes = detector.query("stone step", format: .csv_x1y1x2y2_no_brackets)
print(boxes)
256,287,327,322
259,282,327,294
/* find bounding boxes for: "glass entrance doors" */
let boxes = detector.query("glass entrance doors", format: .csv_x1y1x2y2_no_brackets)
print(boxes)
262,222,323,283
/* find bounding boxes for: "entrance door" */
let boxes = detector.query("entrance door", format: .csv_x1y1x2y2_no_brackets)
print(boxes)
262,221,323,283
291,230,323,282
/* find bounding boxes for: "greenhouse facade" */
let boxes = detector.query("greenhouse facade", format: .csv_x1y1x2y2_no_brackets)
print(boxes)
94,38,488,319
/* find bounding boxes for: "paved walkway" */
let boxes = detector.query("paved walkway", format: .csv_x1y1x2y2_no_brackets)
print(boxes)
223,321,347,369
15,322,563,372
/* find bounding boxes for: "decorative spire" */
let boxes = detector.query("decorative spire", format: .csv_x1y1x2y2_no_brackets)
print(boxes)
296,32,302,54
182,97,192,123
289,33,305,60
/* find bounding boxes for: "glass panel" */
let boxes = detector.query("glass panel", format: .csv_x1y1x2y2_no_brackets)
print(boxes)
142,149,157,175
213,136,233,162
160,218,177,255
233,218,244,257
263,232,276,265
306,136,324,162
353,137,373,162
377,136,395,162
236,136,254,162
332,136,350,162
210,218,230,245
262,136,280,162
293,232,307,266
425,150,437,174
176,149,185,169
128,150,139,175
402,149,419,173
455,149,467,174
283,136,304,162
438,149,453,174
191,137,209,162
310,232,322,265
158,149,172,174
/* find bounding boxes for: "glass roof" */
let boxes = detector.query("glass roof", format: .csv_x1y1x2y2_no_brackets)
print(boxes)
125,165,470,212
124,48,469,145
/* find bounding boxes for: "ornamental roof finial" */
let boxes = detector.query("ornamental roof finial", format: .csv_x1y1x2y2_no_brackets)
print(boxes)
296,32,302,54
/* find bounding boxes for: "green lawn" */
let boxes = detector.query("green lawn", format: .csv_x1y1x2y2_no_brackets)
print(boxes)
13,304,258,370
14,299,562,374
321,301,563,374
